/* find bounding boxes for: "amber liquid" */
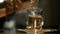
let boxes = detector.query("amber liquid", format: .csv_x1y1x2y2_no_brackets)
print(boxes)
28,15,42,29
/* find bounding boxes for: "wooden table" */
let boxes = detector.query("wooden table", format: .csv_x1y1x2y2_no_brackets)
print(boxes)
17,29,57,34
0,29,57,34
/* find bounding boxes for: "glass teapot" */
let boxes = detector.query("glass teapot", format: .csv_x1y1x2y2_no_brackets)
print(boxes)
26,6,44,29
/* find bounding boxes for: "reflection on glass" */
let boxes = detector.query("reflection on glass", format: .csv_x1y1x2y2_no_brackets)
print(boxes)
26,6,44,29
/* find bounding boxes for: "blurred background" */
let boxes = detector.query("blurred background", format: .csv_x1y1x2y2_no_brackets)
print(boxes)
0,0,60,34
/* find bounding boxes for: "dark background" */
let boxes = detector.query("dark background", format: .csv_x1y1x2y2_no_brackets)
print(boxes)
38,0,60,29
0,0,60,30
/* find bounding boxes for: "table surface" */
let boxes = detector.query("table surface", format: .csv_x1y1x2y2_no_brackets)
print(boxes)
0,29,58,34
